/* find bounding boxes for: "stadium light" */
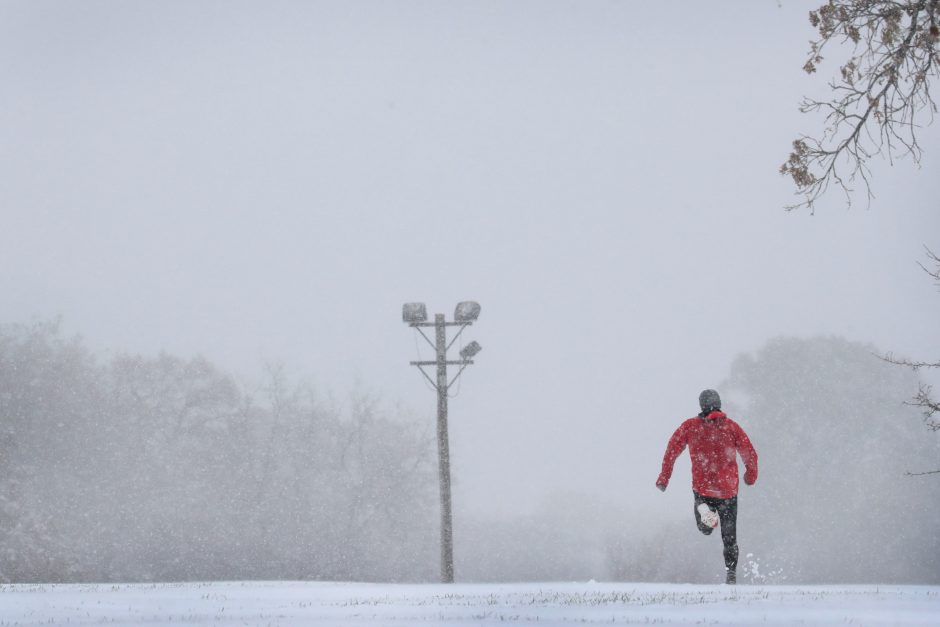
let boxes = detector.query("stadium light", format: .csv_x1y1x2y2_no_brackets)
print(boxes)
459,341,482,360
402,302,428,323
454,301,481,323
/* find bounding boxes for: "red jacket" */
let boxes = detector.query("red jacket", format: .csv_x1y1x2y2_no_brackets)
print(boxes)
656,411,758,499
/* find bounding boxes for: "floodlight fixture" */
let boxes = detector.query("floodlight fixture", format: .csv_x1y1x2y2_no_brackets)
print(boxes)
454,301,481,323
459,341,482,360
402,302,428,323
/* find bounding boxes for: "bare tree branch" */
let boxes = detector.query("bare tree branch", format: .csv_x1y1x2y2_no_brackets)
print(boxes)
782,0,940,211
908,382,940,422
879,247,940,474
917,245,940,286
882,353,940,369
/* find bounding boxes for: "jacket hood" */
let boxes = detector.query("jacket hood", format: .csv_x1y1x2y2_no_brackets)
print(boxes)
700,410,727,421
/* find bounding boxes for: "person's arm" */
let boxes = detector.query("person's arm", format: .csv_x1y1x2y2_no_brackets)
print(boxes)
656,423,688,491
734,422,758,485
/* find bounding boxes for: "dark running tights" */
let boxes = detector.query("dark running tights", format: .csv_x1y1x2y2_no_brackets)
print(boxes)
693,492,738,572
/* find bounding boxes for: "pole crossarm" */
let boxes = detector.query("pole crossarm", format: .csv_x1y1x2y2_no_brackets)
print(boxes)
409,321,472,328
410,360,473,366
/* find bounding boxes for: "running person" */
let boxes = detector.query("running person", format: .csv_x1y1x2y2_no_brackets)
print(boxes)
656,389,758,584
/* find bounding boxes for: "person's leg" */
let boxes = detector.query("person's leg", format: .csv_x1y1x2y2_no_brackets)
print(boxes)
693,492,714,535
715,496,739,581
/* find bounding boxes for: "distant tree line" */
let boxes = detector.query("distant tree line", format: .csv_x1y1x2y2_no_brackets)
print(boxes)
2,324,937,584
0,320,437,583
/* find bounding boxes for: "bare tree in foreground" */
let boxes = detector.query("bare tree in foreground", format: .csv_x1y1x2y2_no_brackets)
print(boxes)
781,0,939,211
883,248,940,475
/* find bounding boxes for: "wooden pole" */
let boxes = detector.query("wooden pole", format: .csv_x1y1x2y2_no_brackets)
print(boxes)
434,313,454,583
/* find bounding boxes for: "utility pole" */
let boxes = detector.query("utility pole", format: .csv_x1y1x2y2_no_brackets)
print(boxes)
402,301,482,584
434,313,454,583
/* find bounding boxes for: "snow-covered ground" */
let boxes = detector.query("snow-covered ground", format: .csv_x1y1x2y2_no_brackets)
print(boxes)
1,581,938,626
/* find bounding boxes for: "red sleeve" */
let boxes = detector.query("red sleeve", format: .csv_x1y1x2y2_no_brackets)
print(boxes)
734,421,758,485
656,422,689,489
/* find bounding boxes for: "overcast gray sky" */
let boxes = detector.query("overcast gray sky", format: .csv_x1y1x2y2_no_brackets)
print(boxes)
2,1,938,518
